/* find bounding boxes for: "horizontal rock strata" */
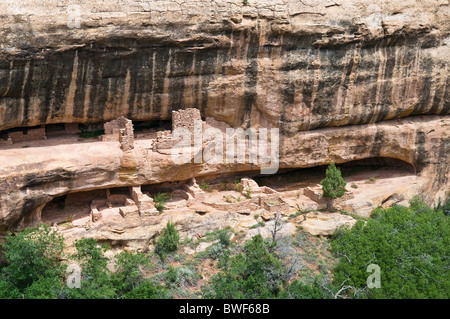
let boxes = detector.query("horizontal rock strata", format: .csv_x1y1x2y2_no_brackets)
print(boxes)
0,0,448,132
0,115,448,231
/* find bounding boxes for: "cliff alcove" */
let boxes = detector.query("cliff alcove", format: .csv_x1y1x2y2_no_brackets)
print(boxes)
0,0,448,252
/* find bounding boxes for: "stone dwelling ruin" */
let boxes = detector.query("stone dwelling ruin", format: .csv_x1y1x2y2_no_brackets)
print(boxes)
101,116,135,151
1,105,436,240
0,123,80,145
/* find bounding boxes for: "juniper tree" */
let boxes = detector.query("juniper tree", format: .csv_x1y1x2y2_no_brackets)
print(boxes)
1,224,65,292
155,221,180,259
320,162,346,211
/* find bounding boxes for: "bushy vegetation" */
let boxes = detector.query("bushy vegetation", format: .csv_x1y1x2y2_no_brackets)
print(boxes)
201,233,335,299
321,162,347,211
165,265,199,288
279,278,335,299
217,227,233,247
331,197,449,299
202,234,287,298
0,196,447,299
0,224,65,298
67,238,116,299
112,250,152,297
0,228,169,299
153,192,170,213
154,221,180,259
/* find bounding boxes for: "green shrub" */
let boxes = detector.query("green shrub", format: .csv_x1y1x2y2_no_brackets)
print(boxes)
112,251,151,296
165,265,178,285
442,195,450,216
209,243,225,260
1,224,65,291
154,192,170,213
249,221,265,229
23,276,65,299
409,195,433,214
165,266,198,287
199,182,211,192
155,221,180,259
202,235,286,299
234,179,244,192
320,163,346,211
217,228,233,247
224,195,234,203
0,279,21,299
124,280,168,299
68,238,116,299
331,204,450,299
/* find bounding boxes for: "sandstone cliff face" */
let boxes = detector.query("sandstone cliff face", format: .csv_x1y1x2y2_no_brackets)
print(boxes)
0,115,448,230
0,0,449,232
0,0,448,132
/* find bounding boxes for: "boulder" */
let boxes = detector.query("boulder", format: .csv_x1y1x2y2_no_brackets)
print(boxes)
300,212,357,236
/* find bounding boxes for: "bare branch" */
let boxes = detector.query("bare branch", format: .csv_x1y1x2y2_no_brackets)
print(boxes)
270,211,284,245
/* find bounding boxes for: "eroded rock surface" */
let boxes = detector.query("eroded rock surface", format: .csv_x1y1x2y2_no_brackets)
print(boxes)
300,212,357,236
0,0,448,131
1,114,447,231
0,1,448,240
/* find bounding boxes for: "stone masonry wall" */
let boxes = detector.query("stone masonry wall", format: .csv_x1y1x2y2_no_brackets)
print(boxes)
103,116,134,151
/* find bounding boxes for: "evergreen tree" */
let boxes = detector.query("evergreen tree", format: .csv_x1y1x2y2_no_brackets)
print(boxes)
67,238,116,299
1,224,65,292
202,235,286,299
331,201,450,299
320,162,347,211
112,250,151,297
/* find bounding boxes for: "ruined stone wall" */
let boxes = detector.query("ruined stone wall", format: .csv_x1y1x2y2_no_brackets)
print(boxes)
152,108,235,152
0,138,12,146
102,116,134,151
63,123,79,135
8,127,46,143
172,108,202,133
152,108,202,151
152,130,174,151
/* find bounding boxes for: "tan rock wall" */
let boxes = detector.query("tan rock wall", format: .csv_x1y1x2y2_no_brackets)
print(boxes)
0,1,448,232
0,0,448,132
0,115,448,231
